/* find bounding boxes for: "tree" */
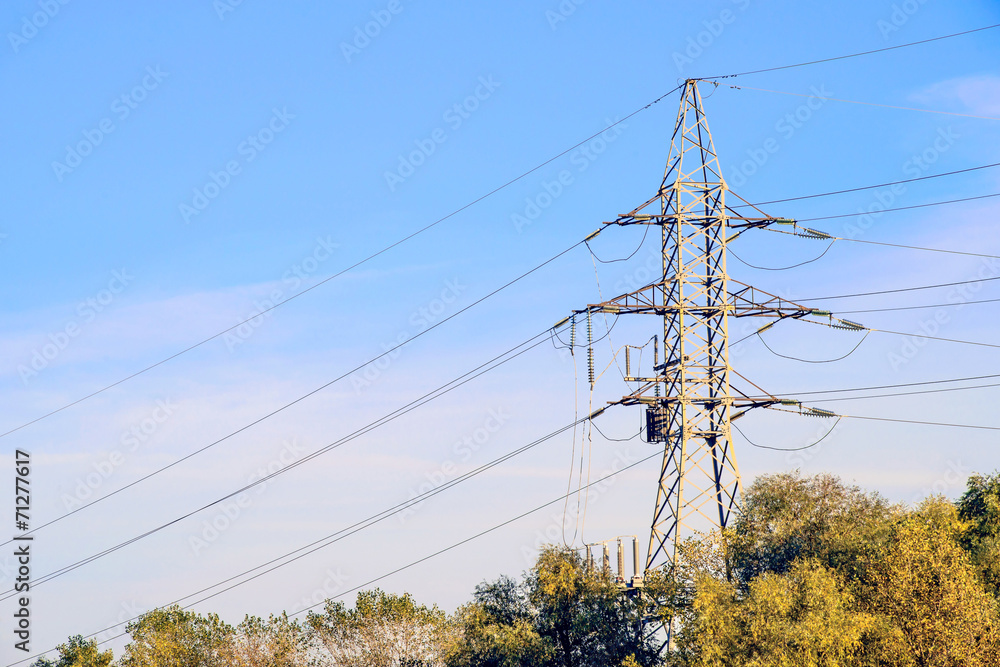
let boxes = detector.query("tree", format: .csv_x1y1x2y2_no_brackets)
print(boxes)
118,606,234,667
445,575,552,667
306,588,449,666
224,614,306,667
856,499,1000,665
29,636,112,667
958,471,1000,597
730,471,897,588
521,546,658,666
447,548,660,667
672,560,869,666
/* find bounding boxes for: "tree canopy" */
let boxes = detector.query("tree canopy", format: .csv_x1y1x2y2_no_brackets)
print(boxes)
37,469,1000,667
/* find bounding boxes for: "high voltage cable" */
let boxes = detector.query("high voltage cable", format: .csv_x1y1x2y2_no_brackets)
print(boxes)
1,231,594,546
766,225,1000,261
836,297,1000,315
163,411,622,619
795,192,1000,222
796,275,1000,301
10,52,998,439
699,23,1000,79
0,87,685,441
788,317,1000,351
767,405,1000,432
792,381,1000,404
1,326,553,548
11,422,651,667
870,326,1000,350
731,161,1000,208
756,222,1000,258
734,417,842,452
13,33,1000,440
726,84,1000,121
0,328,564,598
764,372,1000,398
839,413,1000,431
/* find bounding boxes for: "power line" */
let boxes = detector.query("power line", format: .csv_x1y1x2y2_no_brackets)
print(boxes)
699,23,1000,80
13,26,1000,440
11,421,651,667
870,326,1000,350
795,317,1000,351
767,405,1000,431
0,87,686,441
836,297,1000,315
733,417,841,451
1,233,591,548
840,412,1000,431
729,241,835,271
732,161,1000,208
797,275,1000,301
0,329,561,598
795,192,1000,222
792,381,1000,404
757,330,870,363
726,84,1000,121
760,371,1000,398
765,224,1000,261
1,327,551,548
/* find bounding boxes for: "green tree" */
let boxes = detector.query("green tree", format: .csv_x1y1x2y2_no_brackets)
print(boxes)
957,471,1000,597
521,546,658,666
856,500,1000,666
306,588,449,666
730,471,897,588
445,575,552,667
672,559,869,666
447,548,660,667
118,606,234,667
29,635,112,667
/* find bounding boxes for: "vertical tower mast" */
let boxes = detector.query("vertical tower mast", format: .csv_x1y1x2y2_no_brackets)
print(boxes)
577,79,837,576
647,79,736,571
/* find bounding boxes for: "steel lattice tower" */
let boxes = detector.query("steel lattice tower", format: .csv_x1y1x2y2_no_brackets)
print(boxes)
578,79,847,574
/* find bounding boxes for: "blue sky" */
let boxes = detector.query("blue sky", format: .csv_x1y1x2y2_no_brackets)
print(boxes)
3,0,1000,661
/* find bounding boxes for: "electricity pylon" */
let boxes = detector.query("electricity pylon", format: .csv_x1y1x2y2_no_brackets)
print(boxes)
572,79,854,575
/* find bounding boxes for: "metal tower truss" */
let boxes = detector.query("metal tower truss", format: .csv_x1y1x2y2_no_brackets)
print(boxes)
570,79,859,575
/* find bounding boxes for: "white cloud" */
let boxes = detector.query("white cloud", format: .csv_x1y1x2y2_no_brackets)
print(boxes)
912,74,1000,117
